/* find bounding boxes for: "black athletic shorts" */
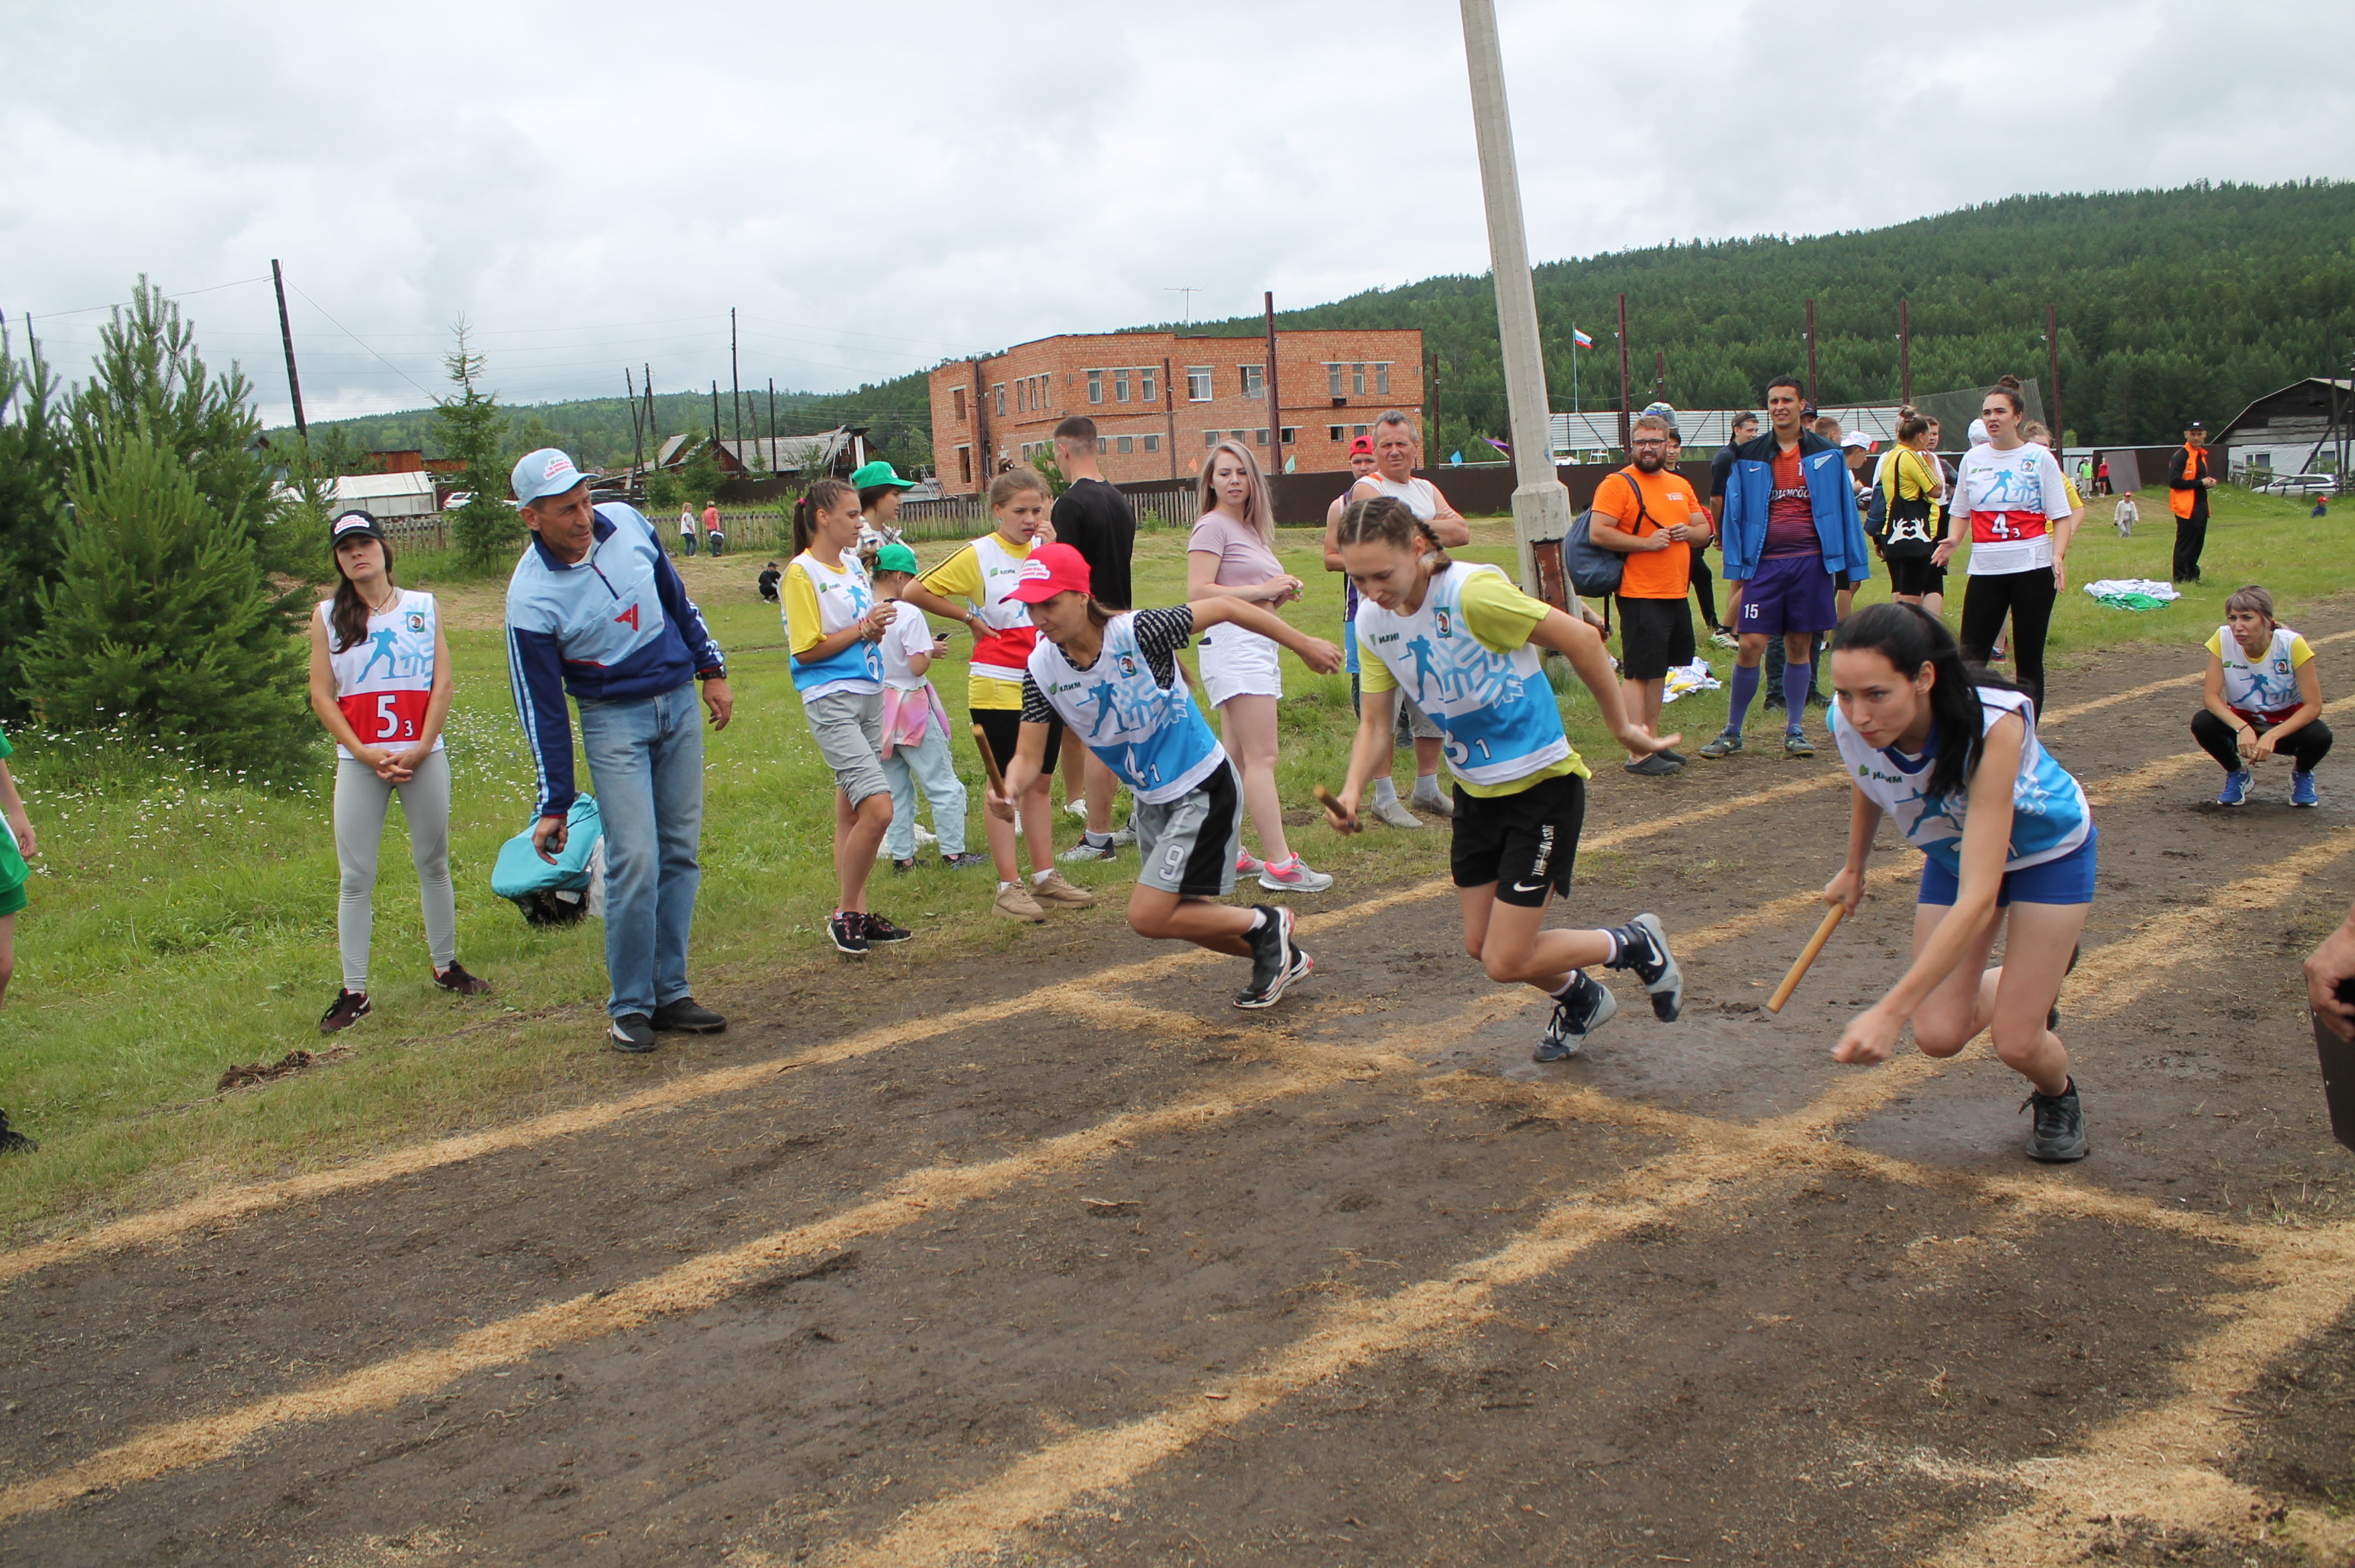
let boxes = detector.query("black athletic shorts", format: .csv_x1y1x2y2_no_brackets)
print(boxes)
1614,595,1695,681
1451,772,1585,908
974,705,1062,778
1884,554,1942,597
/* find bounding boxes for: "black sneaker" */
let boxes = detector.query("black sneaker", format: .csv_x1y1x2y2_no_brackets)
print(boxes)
861,911,913,944
1284,946,1315,991
609,1014,658,1053
941,852,991,871
2022,1078,2088,1162
1534,972,1617,1062
1607,913,1684,1022
0,1110,35,1155
319,989,371,1034
1234,906,1296,1009
828,912,869,956
651,997,727,1033
892,857,917,875
432,961,490,995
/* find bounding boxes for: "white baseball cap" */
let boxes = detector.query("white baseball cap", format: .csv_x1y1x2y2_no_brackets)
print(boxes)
511,448,588,507
1841,430,1874,451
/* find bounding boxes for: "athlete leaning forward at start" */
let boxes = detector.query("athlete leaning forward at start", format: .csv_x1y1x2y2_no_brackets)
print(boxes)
1822,602,2093,1162
1325,496,1686,1062
991,543,1345,1008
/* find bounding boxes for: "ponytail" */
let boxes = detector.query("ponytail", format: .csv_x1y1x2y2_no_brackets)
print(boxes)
794,477,856,556
1831,602,2019,803
1335,495,1451,570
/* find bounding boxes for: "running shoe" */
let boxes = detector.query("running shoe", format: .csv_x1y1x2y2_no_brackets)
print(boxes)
1234,906,1298,1009
827,912,869,956
2293,770,2321,808
2217,769,2252,807
1987,644,2007,664
942,851,991,870
2022,1078,2088,1162
1236,850,1267,878
651,997,728,1032
1624,753,1682,777
992,881,1048,922
1710,628,1740,650
1698,731,1743,760
1611,912,1685,1022
432,962,490,995
914,824,938,846
1058,834,1120,863
1065,797,1089,821
1030,871,1099,908
1370,793,1425,830
859,911,914,944
609,1014,658,1053
0,1110,37,1155
892,856,917,875
319,988,371,1034
1108,820,1139,848
1284,946,1315,990
1410,787,1455,818
1784,730,1815,758
1534,972,1617,1062
1258,854,1335,894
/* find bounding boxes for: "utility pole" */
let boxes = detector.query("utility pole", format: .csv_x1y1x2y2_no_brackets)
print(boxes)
1614,294,1632,455
1899,297,1912,406
625,368,644,496
1653,349,1666,403
270,259,308,443
1162,354,1179,479
729,308,743,450
1262,291,1284,474
768,378,779,477
710,381,721,444
2046,303,2064,451
1460,0,1573,593
643,364,656,471
1805,297,1818,405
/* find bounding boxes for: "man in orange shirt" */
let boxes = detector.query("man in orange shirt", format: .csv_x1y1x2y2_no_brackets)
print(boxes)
1592,413,1712,776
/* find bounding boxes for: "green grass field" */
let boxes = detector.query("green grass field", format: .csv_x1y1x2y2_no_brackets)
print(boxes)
0,484,2338,1242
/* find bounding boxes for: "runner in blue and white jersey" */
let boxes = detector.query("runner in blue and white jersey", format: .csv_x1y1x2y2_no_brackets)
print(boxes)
994,544,1343,1010
1822,602,2094,1162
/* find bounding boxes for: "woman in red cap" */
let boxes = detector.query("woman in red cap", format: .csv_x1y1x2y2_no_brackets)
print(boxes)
994,543,1344,1008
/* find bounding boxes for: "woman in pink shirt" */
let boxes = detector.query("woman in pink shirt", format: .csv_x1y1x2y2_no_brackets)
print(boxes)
1187,440,1332,894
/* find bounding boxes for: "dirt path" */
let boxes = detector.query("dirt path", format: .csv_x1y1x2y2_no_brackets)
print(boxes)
5,628,2355,1566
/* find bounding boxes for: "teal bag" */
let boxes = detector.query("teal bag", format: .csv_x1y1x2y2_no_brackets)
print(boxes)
490,795,602,926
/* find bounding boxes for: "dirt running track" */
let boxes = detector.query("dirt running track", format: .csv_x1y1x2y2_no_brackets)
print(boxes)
6,626,2355,1568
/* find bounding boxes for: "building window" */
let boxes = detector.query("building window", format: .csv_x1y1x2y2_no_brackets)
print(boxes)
1351,364,1366,396
1230,429,1247,444
1280,426,1297,444
1204,430,1220,449
1254,428,1268,446
1376,362,1390,394
1353,423,1370,439
1116,435,1134,454
957,446,972,483
1327,424,1343,442
1240,364,1264,398
953,387,967,423
1097,438,1109,454
994,384,1007,417
1088,370,1104,404
1142,434,1159,452
1141,366,1157,403
1327,364,1343,397
1115,368,1130,403
1187,366,1213,401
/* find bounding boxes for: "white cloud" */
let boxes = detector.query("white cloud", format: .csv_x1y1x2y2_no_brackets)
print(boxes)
5,0,2348,425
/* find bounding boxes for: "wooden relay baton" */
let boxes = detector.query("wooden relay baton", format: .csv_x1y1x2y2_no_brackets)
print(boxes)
1766,905,1846,1014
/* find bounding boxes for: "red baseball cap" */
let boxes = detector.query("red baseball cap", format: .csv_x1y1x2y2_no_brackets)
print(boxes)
1349,435,1374,455
1006,541,1092,604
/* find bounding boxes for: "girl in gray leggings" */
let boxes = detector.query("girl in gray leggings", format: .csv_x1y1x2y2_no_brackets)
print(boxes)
307,512,490,1032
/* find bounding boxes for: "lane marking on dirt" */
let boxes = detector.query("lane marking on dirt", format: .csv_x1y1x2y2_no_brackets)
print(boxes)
0,646,2319,1287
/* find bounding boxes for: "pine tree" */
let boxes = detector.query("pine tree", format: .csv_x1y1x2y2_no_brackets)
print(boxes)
19,425,313,776
433,320,517,568
0,323,69,723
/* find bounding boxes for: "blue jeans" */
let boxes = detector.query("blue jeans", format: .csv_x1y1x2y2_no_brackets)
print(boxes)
577,681,704,1020
882,724,969,860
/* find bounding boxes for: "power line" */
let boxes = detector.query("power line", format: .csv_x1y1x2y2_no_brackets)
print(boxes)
18,274,271,321
288,284,439,401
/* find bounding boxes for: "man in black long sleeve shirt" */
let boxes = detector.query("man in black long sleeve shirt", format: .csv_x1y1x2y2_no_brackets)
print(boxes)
1049,416,1139,853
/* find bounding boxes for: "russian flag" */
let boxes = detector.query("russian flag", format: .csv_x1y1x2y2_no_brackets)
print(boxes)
1571,326,1595,349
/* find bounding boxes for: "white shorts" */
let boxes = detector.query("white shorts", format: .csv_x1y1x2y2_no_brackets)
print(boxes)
1196,623,1282,707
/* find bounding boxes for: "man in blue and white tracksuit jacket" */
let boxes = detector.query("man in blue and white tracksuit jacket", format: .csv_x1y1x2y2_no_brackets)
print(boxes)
504,448,734,1052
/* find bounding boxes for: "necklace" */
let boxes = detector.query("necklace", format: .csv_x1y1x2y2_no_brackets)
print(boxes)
361,583,400,616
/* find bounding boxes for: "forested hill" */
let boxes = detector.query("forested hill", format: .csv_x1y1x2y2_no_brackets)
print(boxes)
278,181,2351,467
1168,180,2355,450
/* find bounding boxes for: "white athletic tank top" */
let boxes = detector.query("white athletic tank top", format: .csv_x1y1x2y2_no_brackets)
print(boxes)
1027,613,1226,805
1357,474,1438,521
962,533,1042,686
784,548,882,699
1353,562,1570,788
2212,625,2308,718
1828,686,2090,879
320,590,442,761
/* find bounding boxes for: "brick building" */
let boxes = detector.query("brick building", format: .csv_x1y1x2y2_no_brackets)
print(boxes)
927,328,1424,494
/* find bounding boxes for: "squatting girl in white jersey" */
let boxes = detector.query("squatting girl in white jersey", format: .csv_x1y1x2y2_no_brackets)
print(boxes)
1822,602,2093,1162
305,511,488,1033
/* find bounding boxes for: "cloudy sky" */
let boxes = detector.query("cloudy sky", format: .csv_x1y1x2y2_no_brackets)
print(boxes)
8,0,2350,426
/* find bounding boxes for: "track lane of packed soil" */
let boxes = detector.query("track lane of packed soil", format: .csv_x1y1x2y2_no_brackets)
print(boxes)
4,628,2354,1566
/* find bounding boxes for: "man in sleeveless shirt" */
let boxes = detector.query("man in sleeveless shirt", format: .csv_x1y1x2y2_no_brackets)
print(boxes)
1351,410,1471,816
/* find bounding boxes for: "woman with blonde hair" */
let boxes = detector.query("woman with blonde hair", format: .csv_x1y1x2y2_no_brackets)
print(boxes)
1188,439,1331,893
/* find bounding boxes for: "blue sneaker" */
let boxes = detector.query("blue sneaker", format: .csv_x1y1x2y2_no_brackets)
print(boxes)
2217,770,2251,807
2293,770,2320,808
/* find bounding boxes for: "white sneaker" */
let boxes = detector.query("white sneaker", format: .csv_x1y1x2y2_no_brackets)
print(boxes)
1410,787,1454,818
1108,818,1138,847
914,824,937,846
1065,797,1088,821
1237,849,1267,877
1258,854,1334,893
1371,794,1424,829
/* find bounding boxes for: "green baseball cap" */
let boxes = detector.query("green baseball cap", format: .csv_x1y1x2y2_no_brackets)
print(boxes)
873,541,920,575
850,460,916,491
